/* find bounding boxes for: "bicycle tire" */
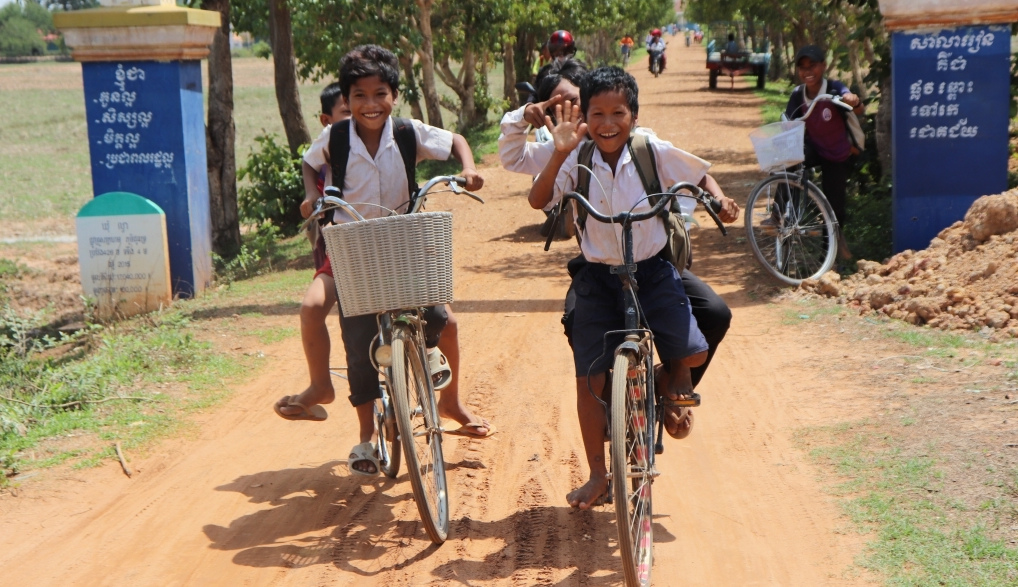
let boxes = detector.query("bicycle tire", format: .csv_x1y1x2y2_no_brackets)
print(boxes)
391,326,449,544
611,352,654,587
374,386,401,478
745,173,838,286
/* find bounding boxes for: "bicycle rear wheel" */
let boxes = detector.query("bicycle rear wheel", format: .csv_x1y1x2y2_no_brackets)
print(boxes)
745,173,838,285
374,385,401,478
611,352,654,587
390,326,449,544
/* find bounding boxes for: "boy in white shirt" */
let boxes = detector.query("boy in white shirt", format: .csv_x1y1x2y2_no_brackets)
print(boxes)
529,67,726,509
274,45,491,477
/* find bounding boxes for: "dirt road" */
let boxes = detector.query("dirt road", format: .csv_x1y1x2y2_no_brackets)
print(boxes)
0,44,876,585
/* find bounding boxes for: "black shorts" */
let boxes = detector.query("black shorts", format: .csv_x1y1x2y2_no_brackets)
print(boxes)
571,256,708,377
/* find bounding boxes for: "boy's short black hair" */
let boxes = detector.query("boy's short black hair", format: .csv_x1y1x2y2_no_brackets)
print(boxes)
339,44,400,98
320,81,343,115
536,58,587,103
580,66,638,118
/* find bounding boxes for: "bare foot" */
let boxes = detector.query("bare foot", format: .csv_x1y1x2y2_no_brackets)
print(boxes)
566,474,609,510
655,363,695,440
274,384,335,419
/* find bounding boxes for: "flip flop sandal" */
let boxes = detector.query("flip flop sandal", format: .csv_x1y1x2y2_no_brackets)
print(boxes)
427,347,452,391
347,442,380,477
273,395,328,421
445,421,497,438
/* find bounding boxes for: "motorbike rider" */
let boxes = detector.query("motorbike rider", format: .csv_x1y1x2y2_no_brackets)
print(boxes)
647,28,667,73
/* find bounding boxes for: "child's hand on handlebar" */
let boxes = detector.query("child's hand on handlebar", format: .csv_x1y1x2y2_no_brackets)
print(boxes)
715,194,740,223
460,169,484,192
300,194,318,219
546,99,587,154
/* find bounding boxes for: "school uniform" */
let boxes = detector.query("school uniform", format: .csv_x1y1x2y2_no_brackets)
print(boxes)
784,78,854,224
301,117,453,406
547,133,711,376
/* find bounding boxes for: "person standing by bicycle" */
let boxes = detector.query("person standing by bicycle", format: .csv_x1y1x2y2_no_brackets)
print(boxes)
274,44,491,476
529,67,735,509
646,29,666,73
784,45,863,260
619,34,634,66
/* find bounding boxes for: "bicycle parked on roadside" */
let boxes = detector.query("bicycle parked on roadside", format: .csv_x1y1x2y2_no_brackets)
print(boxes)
745,94,854,285
546,182,728,587
303,175,483,544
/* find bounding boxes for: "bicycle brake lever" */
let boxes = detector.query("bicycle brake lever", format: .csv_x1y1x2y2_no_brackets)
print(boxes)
701,195,728,236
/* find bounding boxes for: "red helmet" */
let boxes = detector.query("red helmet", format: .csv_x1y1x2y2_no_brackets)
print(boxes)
651,28,662,37
548,30,576,58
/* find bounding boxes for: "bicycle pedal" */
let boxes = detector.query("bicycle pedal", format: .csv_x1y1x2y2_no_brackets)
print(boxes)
670,392,701,408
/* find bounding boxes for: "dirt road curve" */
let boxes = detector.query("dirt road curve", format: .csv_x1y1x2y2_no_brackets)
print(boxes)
0,45,875,585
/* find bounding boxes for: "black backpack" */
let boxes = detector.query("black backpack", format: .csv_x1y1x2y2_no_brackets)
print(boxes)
574,133,692,270
326,116,418,218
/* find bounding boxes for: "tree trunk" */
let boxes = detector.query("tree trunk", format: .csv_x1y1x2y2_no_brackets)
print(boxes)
398,49,424,120
875,75,892,182
503,41,518,109
267,0,310,156
513,29,535,85
437,49,478,129
202,0,240,256
413,1,444,129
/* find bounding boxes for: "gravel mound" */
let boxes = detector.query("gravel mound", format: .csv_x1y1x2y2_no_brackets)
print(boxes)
801,189,1018,339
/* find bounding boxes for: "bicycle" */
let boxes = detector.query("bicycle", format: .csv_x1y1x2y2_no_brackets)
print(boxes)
745,94,853,285
546,183,728,586
303,175,483,544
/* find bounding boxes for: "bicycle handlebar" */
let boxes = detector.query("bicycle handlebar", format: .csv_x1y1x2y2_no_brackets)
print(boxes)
543,181,728,251
301,175,483,231
783,93,854,122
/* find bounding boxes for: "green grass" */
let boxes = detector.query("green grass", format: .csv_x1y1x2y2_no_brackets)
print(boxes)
755,80,794,124
803,426,1018,586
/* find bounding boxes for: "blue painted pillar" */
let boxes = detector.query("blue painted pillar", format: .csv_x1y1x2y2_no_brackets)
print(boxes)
890,25,1011,252
54,4,220,299
82,61,211,297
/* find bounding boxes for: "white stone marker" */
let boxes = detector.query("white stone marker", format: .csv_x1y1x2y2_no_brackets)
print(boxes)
76,192,172,318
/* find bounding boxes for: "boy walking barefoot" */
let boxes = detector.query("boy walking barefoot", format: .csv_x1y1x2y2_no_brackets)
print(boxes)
529,67,727,509
274,45,491,477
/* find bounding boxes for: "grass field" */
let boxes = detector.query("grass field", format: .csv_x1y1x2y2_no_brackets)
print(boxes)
0,56,518,227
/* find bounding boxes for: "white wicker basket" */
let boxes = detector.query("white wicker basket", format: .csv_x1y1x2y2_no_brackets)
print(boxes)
749,120,805,172
321,212,453,317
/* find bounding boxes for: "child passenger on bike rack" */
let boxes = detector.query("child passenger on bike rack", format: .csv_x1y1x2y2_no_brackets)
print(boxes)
273,45,491,477
528,67,734,509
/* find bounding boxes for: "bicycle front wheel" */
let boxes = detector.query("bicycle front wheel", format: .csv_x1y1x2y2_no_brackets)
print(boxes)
390,326,449,544
611,352,654,587
745,173,838,285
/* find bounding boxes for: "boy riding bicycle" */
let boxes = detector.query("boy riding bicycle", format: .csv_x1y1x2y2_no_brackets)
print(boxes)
274,44,491,477
528,67,732,509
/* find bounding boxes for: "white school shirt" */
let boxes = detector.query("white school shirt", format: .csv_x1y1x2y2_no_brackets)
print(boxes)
302,117,453,220
497,107,701,217
550,133,710,265
498,105,556,177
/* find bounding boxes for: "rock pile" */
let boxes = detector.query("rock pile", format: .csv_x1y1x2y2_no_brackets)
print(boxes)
802,190,1018,339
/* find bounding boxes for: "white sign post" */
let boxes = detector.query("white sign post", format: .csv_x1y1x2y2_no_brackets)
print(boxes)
76,192,171,318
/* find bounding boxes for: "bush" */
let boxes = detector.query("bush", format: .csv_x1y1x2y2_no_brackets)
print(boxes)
253,40,271,59
0,17,45,57
237,134,305,237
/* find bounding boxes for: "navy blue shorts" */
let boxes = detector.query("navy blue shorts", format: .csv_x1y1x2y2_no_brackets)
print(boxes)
571,255,709,377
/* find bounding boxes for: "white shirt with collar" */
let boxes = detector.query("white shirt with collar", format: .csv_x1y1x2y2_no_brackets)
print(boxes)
550,133,710,265
303,117,453,220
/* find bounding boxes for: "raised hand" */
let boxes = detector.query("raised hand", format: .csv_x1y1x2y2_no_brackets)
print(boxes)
546,99,587,154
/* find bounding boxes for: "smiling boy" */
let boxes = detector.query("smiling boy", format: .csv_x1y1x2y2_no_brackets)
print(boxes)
275,45,491,477
529,67,728,509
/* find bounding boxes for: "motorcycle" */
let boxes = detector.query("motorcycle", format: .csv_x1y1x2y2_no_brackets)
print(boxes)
649,50,663,77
